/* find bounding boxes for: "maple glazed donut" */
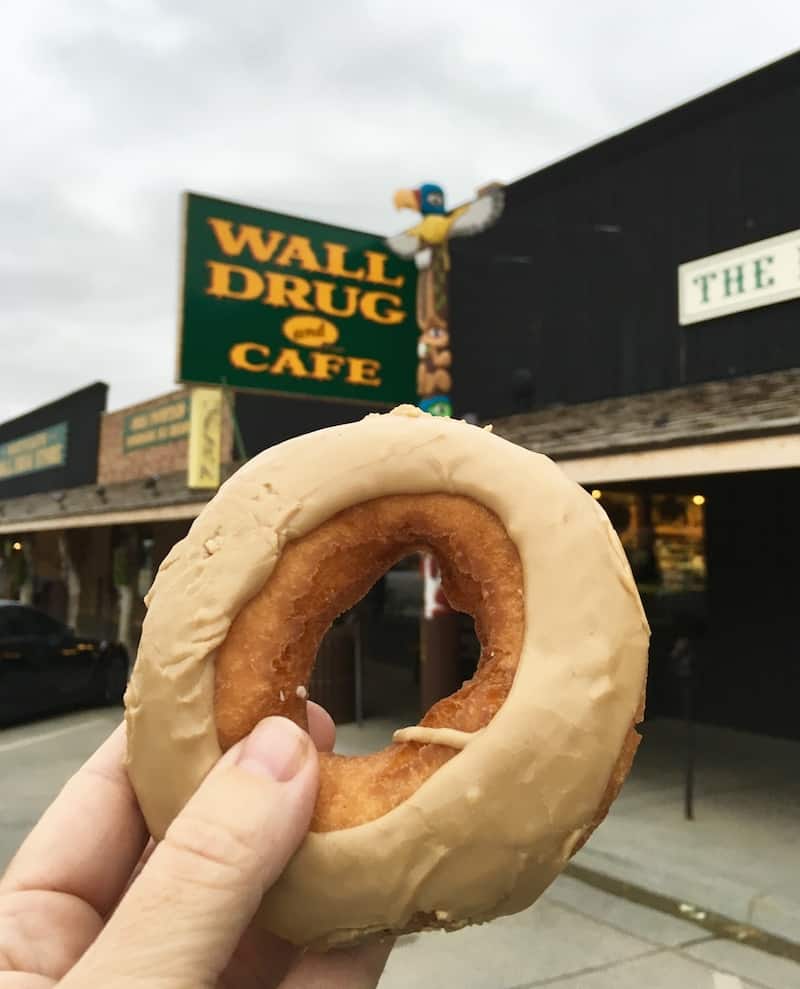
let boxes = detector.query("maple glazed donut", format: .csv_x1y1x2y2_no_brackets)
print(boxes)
125,406,649,949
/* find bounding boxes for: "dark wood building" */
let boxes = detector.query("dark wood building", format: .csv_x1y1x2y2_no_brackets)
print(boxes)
449,51,800,739
0,383,107,500
449,50,800,416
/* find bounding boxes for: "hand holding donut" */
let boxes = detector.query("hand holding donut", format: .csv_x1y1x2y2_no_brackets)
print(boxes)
0,707,392,989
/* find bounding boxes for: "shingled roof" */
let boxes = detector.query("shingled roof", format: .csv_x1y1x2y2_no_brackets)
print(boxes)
0,464,240,535
490,368,800,460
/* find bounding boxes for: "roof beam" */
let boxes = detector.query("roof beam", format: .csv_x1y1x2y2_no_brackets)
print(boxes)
556,432,800,484
0,500,205,535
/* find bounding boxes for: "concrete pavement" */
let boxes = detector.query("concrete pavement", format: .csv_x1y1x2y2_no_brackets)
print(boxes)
334,712,800,945
1,707,121,868
573,718,800,944
1,708,798,988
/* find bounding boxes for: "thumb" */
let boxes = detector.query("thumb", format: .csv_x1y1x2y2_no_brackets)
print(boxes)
64,716,318,989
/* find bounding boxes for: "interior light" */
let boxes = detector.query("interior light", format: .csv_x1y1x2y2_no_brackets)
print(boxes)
692,494,706,507
12,541,22,551
591,489,602,500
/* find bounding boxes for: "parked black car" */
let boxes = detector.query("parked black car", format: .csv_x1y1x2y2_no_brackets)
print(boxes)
0,601,129,727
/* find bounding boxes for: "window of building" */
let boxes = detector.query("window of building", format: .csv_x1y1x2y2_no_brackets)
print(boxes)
599,491,706,596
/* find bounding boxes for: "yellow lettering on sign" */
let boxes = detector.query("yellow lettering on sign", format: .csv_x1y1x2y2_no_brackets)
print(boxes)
345,356,382,387
229,342,271,372
323,242,365,281
310,352,347,381
360,291,405,325
207,218,285,262
313,280,360,318
145,400,187,427
262,272,315,311
274,235,323,272
363,250,404,287
206,261,264,300
269,348,309,378
8,432,47,456
127,429,157,448
206,215,406,293
204,258,408,328
229,342,384,391
35,444,62,468
282,316,339,347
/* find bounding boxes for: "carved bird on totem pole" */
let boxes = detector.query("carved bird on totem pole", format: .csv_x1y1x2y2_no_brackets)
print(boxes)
386,182,504,407
387,183,504,331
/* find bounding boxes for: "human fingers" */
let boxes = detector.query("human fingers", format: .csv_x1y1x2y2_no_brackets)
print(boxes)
0,724,148,918
121,700,331,898
306,701,335,753
279,939,394,989
60,716,318,989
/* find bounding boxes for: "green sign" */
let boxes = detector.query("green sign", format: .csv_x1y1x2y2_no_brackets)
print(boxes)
0,422,68,480
123,396,190,453
178,193,418,405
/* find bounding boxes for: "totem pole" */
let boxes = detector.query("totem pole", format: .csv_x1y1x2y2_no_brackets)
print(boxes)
386,182,504,708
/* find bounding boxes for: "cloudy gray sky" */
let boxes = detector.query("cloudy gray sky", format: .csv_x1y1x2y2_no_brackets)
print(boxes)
2,1,798,422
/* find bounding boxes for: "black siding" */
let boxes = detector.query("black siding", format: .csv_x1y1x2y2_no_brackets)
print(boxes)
450,51,800,418
233,392,383,458
0,382,107,498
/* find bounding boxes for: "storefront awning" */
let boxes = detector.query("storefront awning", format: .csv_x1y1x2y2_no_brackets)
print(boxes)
491,368,800,484
0,466,238,536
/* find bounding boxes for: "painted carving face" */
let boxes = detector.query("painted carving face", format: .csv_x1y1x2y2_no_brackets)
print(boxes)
422,326,450,349
419,183,446,215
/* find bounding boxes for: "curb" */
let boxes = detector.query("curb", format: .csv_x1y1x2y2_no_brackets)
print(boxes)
563,862,800,965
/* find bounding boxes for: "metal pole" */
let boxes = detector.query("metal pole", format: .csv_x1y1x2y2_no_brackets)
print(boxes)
674,635,696,821
220,377,248,462
684,645,696,821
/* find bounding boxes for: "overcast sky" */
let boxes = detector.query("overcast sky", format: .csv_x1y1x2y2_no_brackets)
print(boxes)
1,1,798,423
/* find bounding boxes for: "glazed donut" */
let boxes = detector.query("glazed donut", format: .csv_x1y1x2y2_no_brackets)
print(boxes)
125,406,649,949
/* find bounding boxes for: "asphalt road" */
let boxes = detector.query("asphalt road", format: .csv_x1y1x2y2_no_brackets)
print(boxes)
2,709,797,989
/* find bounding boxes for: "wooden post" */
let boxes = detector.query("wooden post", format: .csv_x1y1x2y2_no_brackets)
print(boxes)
19,541,34,606
58,532,81,631
113,530,138,655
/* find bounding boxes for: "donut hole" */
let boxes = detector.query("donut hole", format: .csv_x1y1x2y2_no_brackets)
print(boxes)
321,554,482,727
334,554,421,724
214,493,524,831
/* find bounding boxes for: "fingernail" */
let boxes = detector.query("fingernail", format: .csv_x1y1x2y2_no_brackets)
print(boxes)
236,717,309,781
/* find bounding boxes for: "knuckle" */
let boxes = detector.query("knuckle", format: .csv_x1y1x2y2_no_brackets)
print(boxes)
161,812,263,891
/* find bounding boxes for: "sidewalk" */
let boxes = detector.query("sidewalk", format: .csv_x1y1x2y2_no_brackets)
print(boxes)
574,718,800,944
335,716,800,945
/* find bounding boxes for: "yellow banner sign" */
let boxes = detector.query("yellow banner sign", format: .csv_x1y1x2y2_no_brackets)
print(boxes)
187,388,223,489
